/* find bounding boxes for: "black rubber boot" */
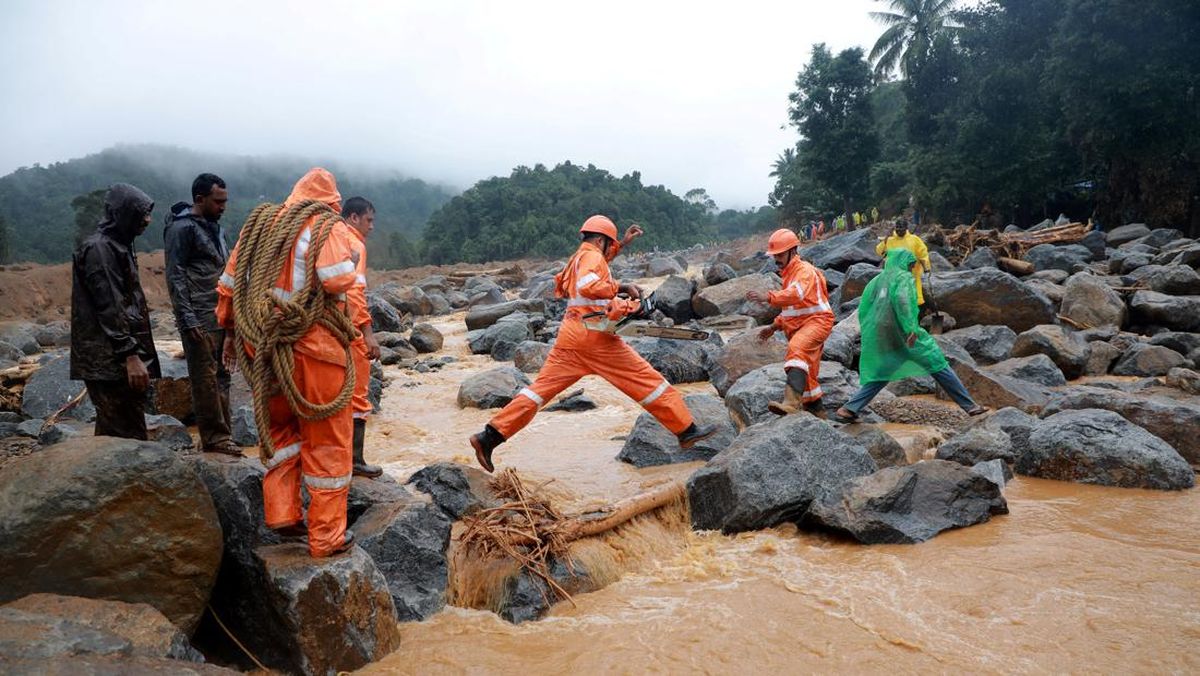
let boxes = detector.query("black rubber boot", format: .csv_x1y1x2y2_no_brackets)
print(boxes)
272,521,307,543
803,398,828,420
470,425,505,473
677,423,718,449
352,419,383,478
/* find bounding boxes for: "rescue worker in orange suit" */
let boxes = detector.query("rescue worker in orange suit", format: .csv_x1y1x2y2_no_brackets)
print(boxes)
342,196,383,478
469,215,717,472
745,228,835,418
216,168,359,557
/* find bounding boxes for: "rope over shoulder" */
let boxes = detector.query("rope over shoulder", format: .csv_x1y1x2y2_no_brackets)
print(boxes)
231,199,358,459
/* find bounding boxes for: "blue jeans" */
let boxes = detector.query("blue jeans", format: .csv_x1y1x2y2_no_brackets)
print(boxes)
842,367,978,415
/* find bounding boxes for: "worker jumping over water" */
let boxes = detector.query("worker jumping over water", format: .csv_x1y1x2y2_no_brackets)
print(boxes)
746,228,835,418
469,215,717,473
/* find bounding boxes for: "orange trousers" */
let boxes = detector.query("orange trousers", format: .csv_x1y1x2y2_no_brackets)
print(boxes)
489,330,693,439
261,354,353,557
782,314,835,403
351,338,371,419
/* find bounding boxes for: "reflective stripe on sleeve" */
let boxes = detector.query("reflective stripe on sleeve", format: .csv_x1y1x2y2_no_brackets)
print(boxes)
303,473,353,490
567,297,609,307
219,272,237,289
317,260,356,281
272,288,294,302
804,386,824,399
355,274,367,286
262,442,301,470
781,302,832,317
639,381,669,406
291,227,311,292
518,387,544,406
575,272,600,289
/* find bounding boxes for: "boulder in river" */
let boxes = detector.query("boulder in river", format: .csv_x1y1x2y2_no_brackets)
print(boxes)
617,393,737,467
0,437,223,633
626,337,710,384
465,299,545,331
468,317,531,356
687,414,877,533
940,324,1016,365
949,357,1053,413
1039,386,1200,467
367,293,404,334
926,268,1056,332
457,366,530,409
808,460,1008,544
964,406,1038,461
1019,409,1194,490
375,282,433,316
407,461,501,520
840,424,907,469
647,257,685,277
707,329,788,396
934,427,1015,466
355,495,452,622
409,323,444,353
512,340,551,373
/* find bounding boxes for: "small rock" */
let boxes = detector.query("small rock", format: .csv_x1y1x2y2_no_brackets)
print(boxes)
965,407,1038,461
703,262,737,286
545,390,597,412
409,324,444,353
456,367,530,409
651,275,696,325
407,462,500,520
1084,341,1122,376
512,341,551,373
465,300,545,331
367,293,404,333
935,427,1015,466
971,459,1012,488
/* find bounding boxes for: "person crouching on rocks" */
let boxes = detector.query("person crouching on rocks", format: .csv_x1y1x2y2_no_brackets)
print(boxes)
469,215,717,473
745,228,835,418
834,248,989,423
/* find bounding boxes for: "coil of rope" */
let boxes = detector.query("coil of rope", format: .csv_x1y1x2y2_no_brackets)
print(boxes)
231,199,358,459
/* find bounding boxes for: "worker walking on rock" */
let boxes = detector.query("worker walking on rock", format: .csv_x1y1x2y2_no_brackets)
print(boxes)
834,248,989,423
342,196,383,478
469,215,716,473
875,218,932,306
70,183,160,439
746,228,835,418
217,168,360,557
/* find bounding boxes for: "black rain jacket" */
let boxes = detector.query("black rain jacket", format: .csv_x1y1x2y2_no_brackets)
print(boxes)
70,183,161,381
163,201,228,332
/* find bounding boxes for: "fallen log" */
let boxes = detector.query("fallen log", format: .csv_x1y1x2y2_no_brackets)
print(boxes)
997,257,1034,276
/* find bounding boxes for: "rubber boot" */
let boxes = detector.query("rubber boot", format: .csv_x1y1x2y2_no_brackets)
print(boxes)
352,419,383,478
677,423,718,449
803,398,828,420
768,386,803,416
470,425,505,473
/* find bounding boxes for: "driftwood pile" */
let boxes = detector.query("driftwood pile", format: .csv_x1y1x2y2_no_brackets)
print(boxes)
940,222,1090,273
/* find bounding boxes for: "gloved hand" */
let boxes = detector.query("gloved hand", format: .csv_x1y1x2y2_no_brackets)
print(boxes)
605,297,641,321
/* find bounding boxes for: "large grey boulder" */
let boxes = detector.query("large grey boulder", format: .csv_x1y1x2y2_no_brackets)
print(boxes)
1060,274,1127,328
724,363,786,428
20,354,94,422
1124,265,1200,296
941,325,1017,365
366,293,404,333
986,354,1067,387
355,496,452,622
512,341,552,373
1019,409,1194,490
934,427,1015,466
840,424,907,469
1111,343,1187,377
687,415,877,533
0,438,223,633
1024,244,1093,273
1127,228,1184,249
1084,341,1122,376
374,282,433,316
617,393,736,467
626,337,709,384
808,460,1008,544
823,313,861,367
707,329,787,396
251,544,401,675
0,322,40,355
1011,324,1089,380
465,299,545,331
651,275,696,325
468,317,531,356
407,462,500,520
409,324,444,354
691,273,780,325
1106,223,1151,246
1165,367,1200,395
799,229,881,271
647,257,685,277
1040,386,1200,466
926,269,1056,332
960,247,998,269
949,358,1054,413
498,557,596,624
456,367,530,409
839,263,881,303
703,262,737,286
1129,291,1200,332
1148,331,1200,357
965,407,1038,461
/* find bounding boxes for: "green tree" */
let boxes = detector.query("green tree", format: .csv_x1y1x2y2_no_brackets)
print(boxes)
71,188,106,247
784,44,879,224
868,0,962,81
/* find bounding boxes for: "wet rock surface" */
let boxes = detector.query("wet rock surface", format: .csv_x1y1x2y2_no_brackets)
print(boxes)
809,460,1008,544
691,273,780,324
20,353,94,421
1129,291,1200,332
941,324,1016,365
949,358,1053,413
652,274,696,324
1040,386,1200,467
1020,409,1194,490
409,323,444,353
926,269,1056,332
465,299,545,331
407,461,500,519
840,424,908,469
1111,343,1187,377
935,427,1016,466
618,393,737,467
457,366,530,409
0,438,223,633
799,229,881,271
687,414,877,533
355,496,453,622
1010,324,1090,380
626,336,710,384
707,329,788,396
985,354,1067,387
1060,274,1127,328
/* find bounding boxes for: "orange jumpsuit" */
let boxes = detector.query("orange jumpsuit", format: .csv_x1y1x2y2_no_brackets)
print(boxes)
216,168,359,557
347,230,372,420
489,241,694,439
768,256,835,403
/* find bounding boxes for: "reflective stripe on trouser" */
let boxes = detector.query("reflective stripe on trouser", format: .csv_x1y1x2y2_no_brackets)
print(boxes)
783,314,835,404
261,354,353,557
351,338,371,418
489,337,694,439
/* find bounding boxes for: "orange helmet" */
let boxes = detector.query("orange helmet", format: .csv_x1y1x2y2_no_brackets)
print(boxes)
580,215,618,241
766,228,800,255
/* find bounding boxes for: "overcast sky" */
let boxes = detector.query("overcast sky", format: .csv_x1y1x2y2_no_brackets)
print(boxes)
1,0,885,208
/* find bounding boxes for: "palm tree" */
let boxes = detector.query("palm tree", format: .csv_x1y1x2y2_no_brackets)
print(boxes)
869,0,961,81
769,147,797,178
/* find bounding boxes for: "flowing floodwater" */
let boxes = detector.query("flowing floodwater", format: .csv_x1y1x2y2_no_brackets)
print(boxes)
361,313,1200,674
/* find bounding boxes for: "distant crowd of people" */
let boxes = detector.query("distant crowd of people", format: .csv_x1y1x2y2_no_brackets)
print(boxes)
798,206,881,242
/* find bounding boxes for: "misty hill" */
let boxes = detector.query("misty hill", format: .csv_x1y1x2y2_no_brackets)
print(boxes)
0,144,457,266
421,162,773,264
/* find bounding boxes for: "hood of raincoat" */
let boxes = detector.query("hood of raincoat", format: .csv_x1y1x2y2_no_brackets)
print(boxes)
285,167,341,211
98,183,154,246
856,247,947,382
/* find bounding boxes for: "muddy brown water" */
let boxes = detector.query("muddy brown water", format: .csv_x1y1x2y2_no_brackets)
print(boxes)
357,312,1199,674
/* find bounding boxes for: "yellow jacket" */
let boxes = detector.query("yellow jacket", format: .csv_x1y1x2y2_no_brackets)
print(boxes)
876,233,932,304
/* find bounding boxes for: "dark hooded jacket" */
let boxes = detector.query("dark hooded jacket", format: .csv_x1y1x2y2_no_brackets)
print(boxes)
164,201,229,331
70,183,161,381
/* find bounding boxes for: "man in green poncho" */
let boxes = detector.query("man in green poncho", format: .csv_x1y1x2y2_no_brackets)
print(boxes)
834,248,989,423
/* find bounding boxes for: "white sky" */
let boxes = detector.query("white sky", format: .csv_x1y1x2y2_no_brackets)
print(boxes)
0,0,884,208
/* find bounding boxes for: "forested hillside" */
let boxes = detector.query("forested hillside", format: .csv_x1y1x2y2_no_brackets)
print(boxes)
0,144,456,266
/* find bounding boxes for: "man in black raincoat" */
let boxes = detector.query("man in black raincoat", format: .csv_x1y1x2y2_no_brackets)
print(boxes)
70,183,161,439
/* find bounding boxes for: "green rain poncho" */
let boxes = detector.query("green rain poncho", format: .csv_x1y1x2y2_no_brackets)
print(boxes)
857,248,948,383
